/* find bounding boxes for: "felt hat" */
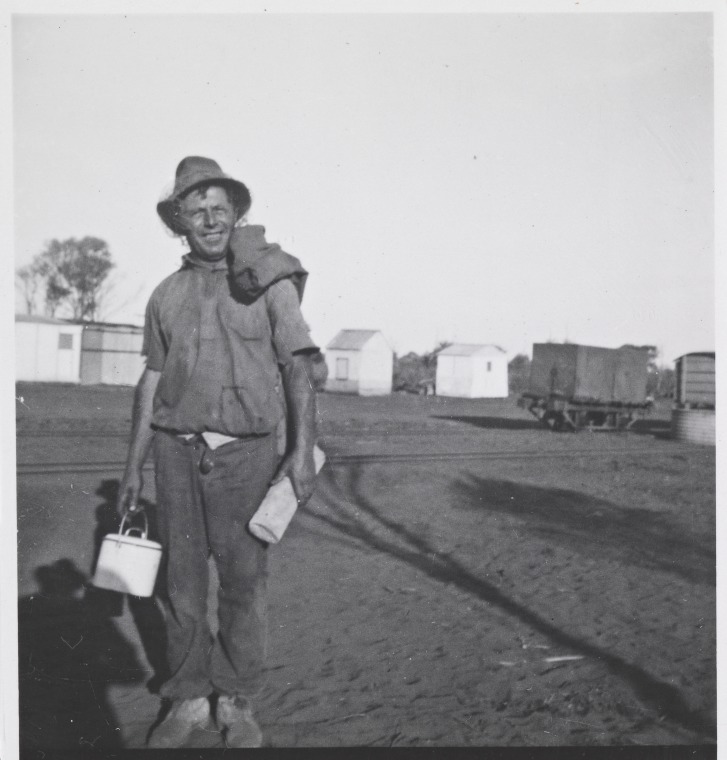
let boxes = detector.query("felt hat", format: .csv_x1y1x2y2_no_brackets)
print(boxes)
157,156,252,235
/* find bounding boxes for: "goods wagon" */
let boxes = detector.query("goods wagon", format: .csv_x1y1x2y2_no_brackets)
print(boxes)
519,343,651,431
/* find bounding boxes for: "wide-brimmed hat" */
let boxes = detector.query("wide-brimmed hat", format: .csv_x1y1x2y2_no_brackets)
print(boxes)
157,156,252,235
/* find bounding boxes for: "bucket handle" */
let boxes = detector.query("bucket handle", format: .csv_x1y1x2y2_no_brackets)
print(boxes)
117,510,149,541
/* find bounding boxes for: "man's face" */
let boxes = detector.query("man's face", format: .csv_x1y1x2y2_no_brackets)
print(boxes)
179,185,237,261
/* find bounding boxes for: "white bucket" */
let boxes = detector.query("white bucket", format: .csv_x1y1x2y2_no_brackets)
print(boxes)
92,512,163,597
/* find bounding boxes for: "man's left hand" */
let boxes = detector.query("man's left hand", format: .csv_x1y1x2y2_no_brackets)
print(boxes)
271,446,317,506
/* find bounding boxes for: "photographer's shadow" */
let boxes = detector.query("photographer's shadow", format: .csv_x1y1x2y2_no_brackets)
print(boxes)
18,559,142,751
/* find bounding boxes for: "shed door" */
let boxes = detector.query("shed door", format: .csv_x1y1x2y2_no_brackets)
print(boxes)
336,357,349,380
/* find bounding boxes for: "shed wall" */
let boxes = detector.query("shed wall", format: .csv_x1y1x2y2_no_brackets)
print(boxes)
675,355,715,406
438,353,508,398
470,355,509,398
15,322,83,383
80,326,145,385
358,333,393,395
325,349,362,393
436,355,472,397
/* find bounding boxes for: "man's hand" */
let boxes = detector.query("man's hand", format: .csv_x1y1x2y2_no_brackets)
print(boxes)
117,468,144,517
271,446,316,506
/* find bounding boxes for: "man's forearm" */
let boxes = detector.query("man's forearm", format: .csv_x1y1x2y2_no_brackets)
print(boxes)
126,368,160,470
281,352,317,454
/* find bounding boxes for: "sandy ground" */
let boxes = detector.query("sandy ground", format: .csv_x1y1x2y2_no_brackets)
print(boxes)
14,384,716,751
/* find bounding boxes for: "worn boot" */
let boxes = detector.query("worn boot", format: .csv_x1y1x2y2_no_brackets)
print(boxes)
147,696,212,748
216,695,263,748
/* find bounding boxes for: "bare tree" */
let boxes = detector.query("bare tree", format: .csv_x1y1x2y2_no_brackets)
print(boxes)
15,261,44,315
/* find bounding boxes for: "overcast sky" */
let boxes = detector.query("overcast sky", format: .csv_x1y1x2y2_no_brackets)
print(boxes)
12,7,715,362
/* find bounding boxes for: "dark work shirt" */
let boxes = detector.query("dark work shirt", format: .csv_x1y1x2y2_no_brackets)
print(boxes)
143,254,317,436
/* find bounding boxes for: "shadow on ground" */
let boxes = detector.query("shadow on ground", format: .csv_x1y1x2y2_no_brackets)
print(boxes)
18,481,168,752
452,474,715,586
432,414,541,431
435,414,674,438
18,560,143,751
628,419,673,439
306,465,716,741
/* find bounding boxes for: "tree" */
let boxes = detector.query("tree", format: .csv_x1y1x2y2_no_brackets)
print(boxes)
422,341,452,371
393,342,452,394
18,237,115,321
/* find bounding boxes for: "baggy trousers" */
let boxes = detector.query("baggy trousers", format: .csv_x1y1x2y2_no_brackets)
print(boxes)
153,429,280,700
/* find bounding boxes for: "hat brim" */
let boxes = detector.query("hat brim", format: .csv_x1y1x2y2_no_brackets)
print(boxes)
157,178,252,235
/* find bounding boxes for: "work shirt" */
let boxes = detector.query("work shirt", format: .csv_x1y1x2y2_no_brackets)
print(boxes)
143,254,316,436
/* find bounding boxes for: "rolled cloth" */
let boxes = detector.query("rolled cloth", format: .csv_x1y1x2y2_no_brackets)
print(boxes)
228,224,308,303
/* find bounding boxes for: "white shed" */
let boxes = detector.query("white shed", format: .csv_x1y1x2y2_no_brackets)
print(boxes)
80,322,145,386
436,343,508,398
15,315,84,383
325,330,393,396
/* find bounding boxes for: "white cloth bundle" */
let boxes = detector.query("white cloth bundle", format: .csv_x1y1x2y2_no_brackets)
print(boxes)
248,445,326,543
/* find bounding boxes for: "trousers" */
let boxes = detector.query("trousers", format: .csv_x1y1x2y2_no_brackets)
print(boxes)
153,429,279,700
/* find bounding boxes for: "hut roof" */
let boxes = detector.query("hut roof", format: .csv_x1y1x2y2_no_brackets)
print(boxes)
327,330,381,351
676,351,715,360
438,343,506,357
15,314,76,326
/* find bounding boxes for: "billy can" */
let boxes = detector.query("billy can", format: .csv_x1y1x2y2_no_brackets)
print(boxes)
92,511,163,597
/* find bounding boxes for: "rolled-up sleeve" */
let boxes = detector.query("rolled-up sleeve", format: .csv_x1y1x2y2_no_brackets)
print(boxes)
141,294,167,372
265,278,318,365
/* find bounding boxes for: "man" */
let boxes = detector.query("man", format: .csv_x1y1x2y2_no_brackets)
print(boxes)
117,156,320,748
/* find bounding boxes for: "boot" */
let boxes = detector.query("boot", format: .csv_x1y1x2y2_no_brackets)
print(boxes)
147,696,211,748
216,695,263,748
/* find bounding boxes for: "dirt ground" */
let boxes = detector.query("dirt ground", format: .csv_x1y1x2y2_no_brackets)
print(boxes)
14,383,716,751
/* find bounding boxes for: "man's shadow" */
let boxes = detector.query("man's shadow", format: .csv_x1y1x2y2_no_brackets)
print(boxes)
89,479,169,693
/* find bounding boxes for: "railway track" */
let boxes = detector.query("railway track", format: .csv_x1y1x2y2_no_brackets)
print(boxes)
16,444,696,476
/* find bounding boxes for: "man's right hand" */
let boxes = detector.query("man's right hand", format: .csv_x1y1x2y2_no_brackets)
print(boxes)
117,469,143,517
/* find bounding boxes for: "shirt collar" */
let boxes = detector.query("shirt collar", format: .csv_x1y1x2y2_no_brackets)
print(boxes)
181,252,229,272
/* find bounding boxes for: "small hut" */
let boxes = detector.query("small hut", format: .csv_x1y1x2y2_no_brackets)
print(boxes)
325,330,393,396
15,315,84,383
671,352,715,446
436,344,508,398
674,352,715,407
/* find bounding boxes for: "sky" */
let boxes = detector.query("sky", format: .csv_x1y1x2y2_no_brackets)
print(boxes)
11,7,716,363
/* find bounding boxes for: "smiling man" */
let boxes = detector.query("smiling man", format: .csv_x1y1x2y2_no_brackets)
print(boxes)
117,156,320,748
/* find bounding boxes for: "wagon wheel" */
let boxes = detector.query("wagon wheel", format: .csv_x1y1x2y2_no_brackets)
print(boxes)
573,410,588,430
617,412,634,431
551,412,567,432
584,411,607,429
539,410,556,430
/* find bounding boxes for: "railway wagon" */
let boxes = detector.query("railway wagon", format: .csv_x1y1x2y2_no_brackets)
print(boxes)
519,343,651,431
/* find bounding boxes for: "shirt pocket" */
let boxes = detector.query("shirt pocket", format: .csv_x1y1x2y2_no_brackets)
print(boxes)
220,299,270,341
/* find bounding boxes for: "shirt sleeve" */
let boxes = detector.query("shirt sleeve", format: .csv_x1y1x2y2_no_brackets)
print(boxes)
141,292,167,371
265,278,318,365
